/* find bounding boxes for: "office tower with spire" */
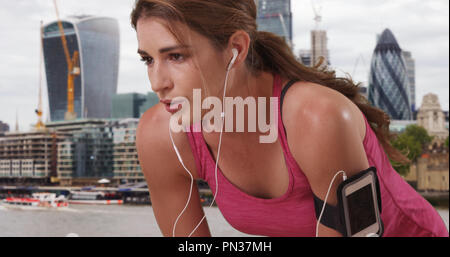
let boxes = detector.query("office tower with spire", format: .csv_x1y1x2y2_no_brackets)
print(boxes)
368,29,412,120
15,109,19,132
42,15,120,122
255,0,293,48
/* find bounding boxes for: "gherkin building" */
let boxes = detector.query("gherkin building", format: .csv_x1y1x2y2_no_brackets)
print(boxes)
368,29,412,120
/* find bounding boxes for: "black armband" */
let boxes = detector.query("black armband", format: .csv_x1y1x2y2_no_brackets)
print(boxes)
313,166,383,237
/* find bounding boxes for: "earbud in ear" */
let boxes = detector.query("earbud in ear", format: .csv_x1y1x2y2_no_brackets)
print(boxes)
227,48,239,71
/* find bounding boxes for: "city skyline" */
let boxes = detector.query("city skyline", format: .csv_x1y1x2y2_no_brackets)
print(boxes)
0,0,448,130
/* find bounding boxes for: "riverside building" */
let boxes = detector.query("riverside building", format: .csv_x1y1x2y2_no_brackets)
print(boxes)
0,118,146,186
0,130,68,184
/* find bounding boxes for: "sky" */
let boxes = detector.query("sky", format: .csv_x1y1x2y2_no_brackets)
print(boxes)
0,0,448,131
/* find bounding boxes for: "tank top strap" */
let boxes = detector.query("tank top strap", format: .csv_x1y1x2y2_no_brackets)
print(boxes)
280,80,300,122
274,74,299,136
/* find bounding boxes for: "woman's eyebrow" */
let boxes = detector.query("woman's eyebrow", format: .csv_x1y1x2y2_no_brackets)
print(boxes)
137,45,191,56
137,49,150,56
159,45,190,53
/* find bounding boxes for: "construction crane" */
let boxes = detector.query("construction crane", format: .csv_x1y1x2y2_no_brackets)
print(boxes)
310,0,322,29
351,53,369,79
35,20,45,130
351,53,371,89
52,0,80,121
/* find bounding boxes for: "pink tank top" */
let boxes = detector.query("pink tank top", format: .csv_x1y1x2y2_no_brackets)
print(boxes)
185,74,448,237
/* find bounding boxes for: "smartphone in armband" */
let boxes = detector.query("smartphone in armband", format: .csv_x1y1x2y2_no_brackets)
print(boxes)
337,166,384,237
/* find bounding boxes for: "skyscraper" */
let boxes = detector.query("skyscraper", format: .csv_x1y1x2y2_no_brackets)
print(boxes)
311,30,330,67
42,16,120,122
255,0,293,47
368,29,412,120
402,51,416,112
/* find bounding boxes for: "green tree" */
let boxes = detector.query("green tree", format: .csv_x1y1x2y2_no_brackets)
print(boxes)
445,136,449,148
402,125,434,148
389,125,433,176
390,134,420,176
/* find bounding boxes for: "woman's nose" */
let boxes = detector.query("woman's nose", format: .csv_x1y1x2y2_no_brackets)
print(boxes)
149,65,173,93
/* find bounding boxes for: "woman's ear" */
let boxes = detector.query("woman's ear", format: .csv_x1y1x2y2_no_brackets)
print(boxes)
227,30,251,67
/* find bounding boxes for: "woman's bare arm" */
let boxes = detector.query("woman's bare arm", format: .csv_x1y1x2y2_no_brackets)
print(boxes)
284,83,370,237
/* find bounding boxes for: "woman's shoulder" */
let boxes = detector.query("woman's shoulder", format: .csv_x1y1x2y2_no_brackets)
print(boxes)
280,79,350,116
136,104,201,180
280,79,366,143
136,103,170,148
280,80,371,206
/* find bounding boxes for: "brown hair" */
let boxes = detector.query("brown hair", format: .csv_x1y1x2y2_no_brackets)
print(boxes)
131,0,410,165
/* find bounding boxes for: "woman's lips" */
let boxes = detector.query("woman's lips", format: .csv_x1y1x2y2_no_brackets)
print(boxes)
163,101,183,114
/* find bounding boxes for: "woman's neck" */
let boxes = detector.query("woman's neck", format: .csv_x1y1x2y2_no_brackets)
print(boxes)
202,71,276,150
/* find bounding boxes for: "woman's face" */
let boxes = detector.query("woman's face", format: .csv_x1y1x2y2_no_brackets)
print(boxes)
136,17,228,116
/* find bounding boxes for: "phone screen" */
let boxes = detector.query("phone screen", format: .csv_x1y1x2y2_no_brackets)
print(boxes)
346,184,376,235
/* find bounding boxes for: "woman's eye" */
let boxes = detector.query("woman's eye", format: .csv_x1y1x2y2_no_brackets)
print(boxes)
169,53,184,62
140,56,153,66
140,53,184,66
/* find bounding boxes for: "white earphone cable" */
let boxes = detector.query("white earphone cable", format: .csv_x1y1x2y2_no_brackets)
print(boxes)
169,124,195,237
186,61,230,237
315,170,347,237
171,58,232,237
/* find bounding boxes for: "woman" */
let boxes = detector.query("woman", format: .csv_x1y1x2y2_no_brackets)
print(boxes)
131,0,448,237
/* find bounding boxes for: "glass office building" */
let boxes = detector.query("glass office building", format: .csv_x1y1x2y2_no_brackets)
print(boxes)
112,118,143,183
112,93,147,119
368,29,412,120
43,16,120,121
49,119,115,181
111,92,159,119
255,0,292,47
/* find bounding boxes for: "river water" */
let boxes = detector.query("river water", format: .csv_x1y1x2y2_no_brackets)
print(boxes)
0,204,447,237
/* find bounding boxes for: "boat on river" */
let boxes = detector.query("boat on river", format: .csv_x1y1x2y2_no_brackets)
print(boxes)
68,190,123,205
1,193,68,209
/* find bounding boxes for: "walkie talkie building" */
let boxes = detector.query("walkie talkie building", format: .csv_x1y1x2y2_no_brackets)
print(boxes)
368,29,412,120
255,0,293,47
42,16,120,121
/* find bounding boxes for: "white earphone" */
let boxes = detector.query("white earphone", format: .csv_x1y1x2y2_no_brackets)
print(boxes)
169,48,238,237
227,48,239,71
